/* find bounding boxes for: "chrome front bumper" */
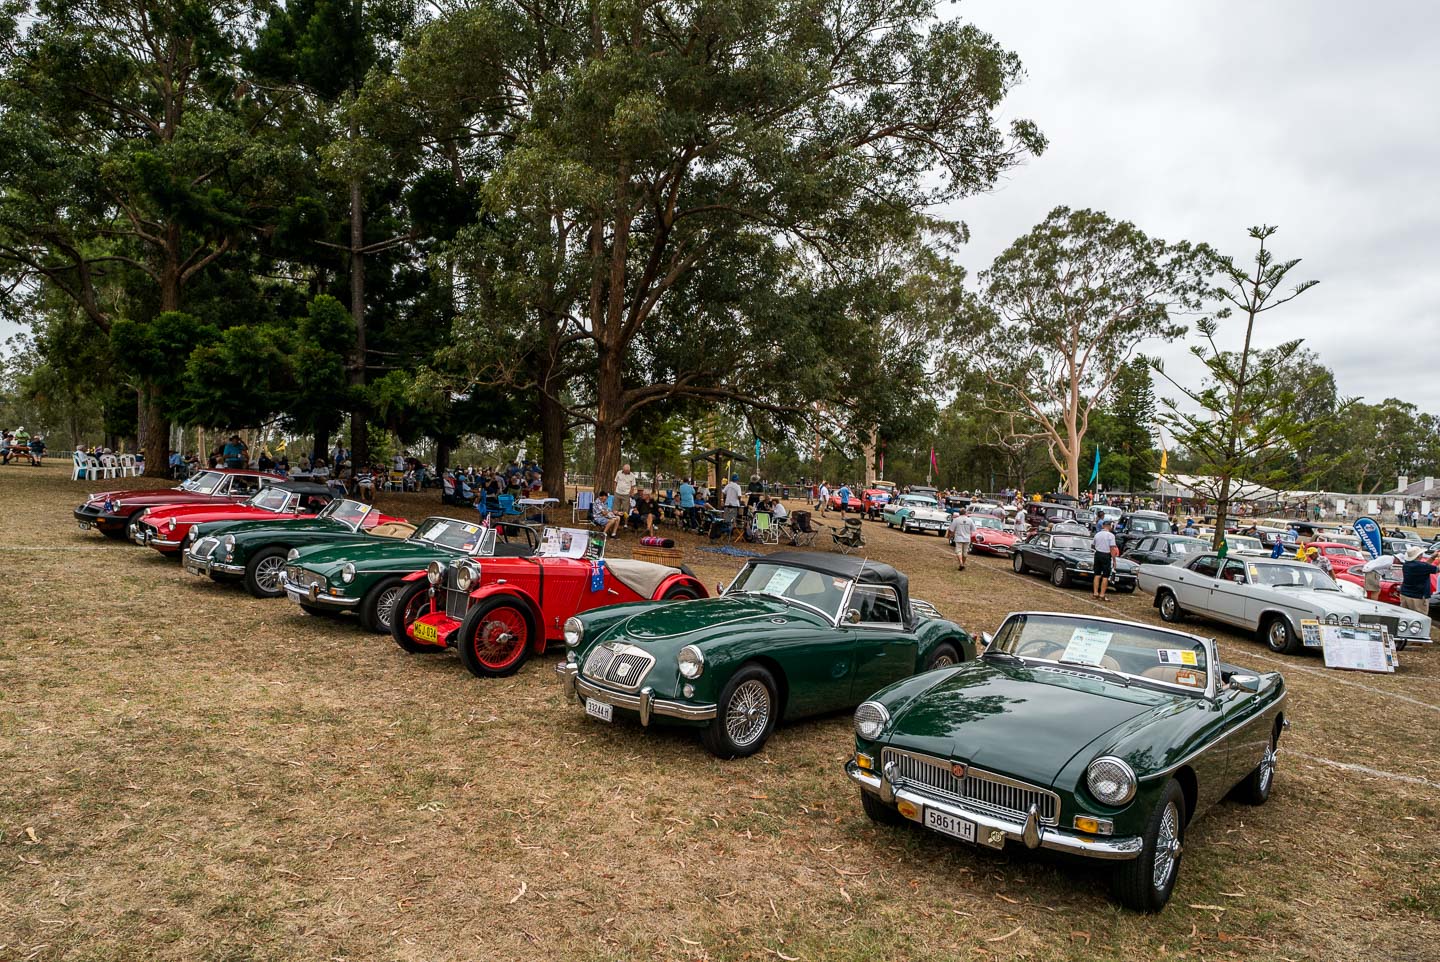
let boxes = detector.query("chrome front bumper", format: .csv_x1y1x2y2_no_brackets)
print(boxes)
846,761,1142,861
555,662,717,724
280,574,358,608
182,548,244,576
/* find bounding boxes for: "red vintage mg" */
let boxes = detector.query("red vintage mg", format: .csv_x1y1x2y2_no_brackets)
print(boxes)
390,527,707,678
134,481,335,555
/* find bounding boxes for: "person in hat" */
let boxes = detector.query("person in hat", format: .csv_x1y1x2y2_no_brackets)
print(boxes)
1092,518,1119,601
1397,546,1438,615
222,434,248,469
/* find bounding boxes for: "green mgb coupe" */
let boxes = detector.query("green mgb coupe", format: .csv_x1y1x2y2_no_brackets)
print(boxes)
183,498,411,598
847,611,1287,911
280,519,539,633
557,552,975,758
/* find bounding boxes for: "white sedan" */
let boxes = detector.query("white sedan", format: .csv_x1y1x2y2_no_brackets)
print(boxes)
1138,553,1432,653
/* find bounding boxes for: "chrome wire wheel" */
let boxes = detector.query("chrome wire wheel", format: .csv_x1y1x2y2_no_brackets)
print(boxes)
374,585,405,630
254,556,285,593
1258,744,1277,793
725,679,772,748
931,651,956,668
1152,801,1182,892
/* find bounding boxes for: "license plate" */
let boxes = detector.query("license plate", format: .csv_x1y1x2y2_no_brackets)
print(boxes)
585,698,614,723
923,807,976,843
412,621,439,644
77,521,91,531
184,561,206,576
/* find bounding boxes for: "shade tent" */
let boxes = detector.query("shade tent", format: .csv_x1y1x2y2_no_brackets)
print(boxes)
687,448,753,489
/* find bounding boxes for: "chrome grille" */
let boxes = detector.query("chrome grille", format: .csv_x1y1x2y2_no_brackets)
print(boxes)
193,537,218,559
603,650,655,691
285,566,324,590
882,748,1059,826
440,569,472,619
1357,613,1400,635
583,644,617,679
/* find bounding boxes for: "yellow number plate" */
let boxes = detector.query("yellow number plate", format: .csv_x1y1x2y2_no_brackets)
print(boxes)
413,621,439,644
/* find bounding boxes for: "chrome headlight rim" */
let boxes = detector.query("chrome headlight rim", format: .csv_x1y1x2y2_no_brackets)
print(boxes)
339,562,356,584
563,616,584,648
1324,613,1340,625
455,560,478,592
426,560,446,585
854,700,890,741
166,517,177,531
1086,755,1137,806
221,534,235,552
286,548,300,561
677,644,705,679
186,527,199,543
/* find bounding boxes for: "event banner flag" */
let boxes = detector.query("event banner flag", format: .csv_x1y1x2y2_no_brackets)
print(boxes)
1353,517,1383,559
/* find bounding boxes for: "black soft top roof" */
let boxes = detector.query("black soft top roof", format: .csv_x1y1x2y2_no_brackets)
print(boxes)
274,481,334,496
761,551,909,610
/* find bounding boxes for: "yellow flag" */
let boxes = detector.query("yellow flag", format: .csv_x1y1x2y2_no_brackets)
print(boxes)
1159,445,1168,475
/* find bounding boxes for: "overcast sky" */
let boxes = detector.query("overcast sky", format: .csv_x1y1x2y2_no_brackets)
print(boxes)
944,0,1440,411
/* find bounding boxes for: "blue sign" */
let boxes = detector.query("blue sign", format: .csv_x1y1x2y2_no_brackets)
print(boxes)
590,560,605,593
1353,517,1383,559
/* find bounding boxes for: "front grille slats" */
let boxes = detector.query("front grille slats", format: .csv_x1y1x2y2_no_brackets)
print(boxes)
581,644,655,691
193,537,218,558
883,748,1059,826
284,566,324,590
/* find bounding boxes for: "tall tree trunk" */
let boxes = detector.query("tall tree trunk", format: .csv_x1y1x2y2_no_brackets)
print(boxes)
142,262,182,477
862,431,878,486
435,439,451,491
593,347,625,491
348,167,370,472
540,388,567,502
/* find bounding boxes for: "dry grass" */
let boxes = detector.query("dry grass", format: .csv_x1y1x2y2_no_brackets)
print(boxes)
2,462,1438,961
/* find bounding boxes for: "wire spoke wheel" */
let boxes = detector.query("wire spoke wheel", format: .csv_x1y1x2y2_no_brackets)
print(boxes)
374,585,405,630
1152,802,1182,892
724,679,772,748
254,556,284,593
472,607,528,671
1259,744,1277,793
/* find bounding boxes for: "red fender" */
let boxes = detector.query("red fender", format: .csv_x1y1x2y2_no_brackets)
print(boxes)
463,583,546,653
402,569,428,583
653,573,709,600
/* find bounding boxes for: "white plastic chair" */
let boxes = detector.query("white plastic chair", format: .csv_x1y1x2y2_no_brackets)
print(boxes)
71,451,86,480
98,454,120,480
119,454,139,477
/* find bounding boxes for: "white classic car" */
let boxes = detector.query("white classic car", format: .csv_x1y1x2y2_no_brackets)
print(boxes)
1138,553,1432,653
880,494,950,535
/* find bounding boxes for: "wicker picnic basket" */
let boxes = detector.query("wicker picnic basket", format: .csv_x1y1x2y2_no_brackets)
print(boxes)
631,544,684,567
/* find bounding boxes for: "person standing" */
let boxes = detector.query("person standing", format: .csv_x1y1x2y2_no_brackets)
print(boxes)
837,482,852,514
222,434,248,469
1398,546,1438,615
678,477,697,530
613,462,638,509
817,481,830,516
947,512,973,571
1092,518,1119,601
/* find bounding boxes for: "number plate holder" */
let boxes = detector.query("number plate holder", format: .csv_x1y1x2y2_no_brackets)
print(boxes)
585,698,614,723
923,806,977,844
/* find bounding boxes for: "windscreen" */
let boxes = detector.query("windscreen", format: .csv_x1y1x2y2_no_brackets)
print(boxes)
731,563,849,619
992,613,1209,692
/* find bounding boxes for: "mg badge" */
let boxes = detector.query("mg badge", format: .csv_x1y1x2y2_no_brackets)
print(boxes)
950,762,968,779
617,664,632,679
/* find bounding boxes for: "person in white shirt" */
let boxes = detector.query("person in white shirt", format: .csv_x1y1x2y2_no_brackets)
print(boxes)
722,473,743,525
1013,510,1027,538
947,513,973,571
1092,519,1118,601
817,482,831,516
770,499,789,522
614,463,638,507
1359,553,1396,600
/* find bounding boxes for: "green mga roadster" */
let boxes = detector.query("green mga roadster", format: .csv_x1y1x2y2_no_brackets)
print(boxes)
182,498,412,598
279,519,539,633
557,552,974,758
847,611,1288,912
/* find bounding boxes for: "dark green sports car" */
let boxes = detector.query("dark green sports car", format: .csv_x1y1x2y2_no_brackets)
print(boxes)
847,611,1287,911
182,498,412,598
280,519,539,633
557,552,974,758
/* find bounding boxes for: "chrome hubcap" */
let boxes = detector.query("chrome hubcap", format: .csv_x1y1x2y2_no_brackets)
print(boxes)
1162,596,1175,617
725,680,771,747
1153,802,1181,891
375,586,404,629
1269,622,1287,647
932,654,955,668
255,557,284,592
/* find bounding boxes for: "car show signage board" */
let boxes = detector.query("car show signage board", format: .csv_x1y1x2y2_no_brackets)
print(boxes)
1352,517,1383,559
1301,620,1397,673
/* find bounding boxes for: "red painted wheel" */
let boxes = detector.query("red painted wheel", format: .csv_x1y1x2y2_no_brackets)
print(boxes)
457,599,532,678
390,580,444,653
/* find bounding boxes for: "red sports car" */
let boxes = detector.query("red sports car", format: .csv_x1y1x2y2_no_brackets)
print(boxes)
134,481,335,555
390,527,707,678
967,514,1018,556
827,490,863,513
1305,541,1369,574
74,468,285,539
1335,566,1439,610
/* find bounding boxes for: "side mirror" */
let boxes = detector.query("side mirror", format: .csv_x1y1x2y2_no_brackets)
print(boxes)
715,582,725,596
845,608,861,624
1231,674,1261,693
980,632,994,651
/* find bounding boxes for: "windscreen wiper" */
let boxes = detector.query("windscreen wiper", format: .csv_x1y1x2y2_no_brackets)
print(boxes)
1057,659,1130,686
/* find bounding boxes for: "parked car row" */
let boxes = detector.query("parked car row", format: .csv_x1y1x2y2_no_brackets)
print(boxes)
73,482,1292,912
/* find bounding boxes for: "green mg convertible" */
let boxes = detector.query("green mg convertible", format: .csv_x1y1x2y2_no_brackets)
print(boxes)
557,553,974,758
847,611,1287,911
280,519,538,633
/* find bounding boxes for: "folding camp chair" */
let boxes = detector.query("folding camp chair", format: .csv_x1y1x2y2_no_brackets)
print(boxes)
753,511,780,545
830,517,865,555
573,490,595,522
780,510,818,547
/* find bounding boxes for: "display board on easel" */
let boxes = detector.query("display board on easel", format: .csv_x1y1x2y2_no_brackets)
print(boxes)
1300,619,1397,673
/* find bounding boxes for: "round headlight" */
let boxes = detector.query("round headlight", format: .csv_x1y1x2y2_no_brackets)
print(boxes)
426,560,445,585
167,518,177,531
1340,615,1354,626
455,561,477,591
340,562,356,584
563,617,584,647
1086,756,1137,806
1324,613,1340,625
286,548,300,561
677,645,705,679
187,527,198,543
854,701,890,741
222,534,235,551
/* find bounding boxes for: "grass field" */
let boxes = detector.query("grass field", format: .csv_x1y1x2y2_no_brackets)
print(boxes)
2,462,1438,961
